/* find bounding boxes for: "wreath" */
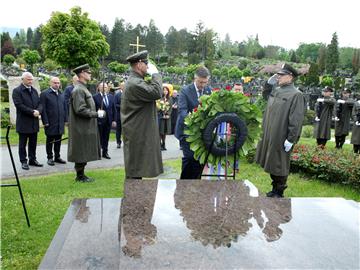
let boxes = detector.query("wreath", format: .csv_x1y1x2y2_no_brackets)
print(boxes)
184,89,262,168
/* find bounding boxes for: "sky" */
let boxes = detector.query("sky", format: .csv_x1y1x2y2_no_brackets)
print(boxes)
1,0,359,50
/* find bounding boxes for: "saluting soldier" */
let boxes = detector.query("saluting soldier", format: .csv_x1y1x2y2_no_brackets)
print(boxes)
351,96,360,154
67,64,105,182
313,86,336,147
256,64,306,198
121,51,163,179
334,88,355,149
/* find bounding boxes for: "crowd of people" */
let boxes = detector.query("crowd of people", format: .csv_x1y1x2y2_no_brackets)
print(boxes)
11,52,360,197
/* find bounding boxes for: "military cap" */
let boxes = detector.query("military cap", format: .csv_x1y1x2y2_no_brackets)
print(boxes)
72,64,91,75
342,88,351,94
126,50,148,63
277,63,299,77
323,86,334,92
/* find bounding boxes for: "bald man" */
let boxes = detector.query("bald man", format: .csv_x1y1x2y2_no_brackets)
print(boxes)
12,72,43,170
40,77,67,166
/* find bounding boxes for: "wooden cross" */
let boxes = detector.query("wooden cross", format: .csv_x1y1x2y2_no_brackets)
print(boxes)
129,36,146,53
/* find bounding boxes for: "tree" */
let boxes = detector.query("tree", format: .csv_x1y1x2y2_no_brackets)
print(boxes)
1,40,15,60
12,29,28,55
317,45,327,73
165,26,179,58
290,50,298,63
26,27,33,47
41,6,109,69
296,43,324,62
145,19,164,59
32,25,43,54
351,49,360,74
109,18,127,61
305,62,320,86
22,49,41,72
3,54,15,65
326,32,339,74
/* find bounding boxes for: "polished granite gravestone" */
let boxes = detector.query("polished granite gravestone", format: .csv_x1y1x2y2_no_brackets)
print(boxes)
39,180,359,270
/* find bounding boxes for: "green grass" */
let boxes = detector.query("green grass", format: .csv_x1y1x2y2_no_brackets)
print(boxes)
1,159,359,270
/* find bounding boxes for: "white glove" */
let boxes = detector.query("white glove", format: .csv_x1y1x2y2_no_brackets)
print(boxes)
315,116,320,122
357,100,360,104
267,74,278,86
317,98,324,103
356,121,360,126
97,109,106,118
334,117,340,121
147,62,159,76
284,139,293,152
337,99,345,104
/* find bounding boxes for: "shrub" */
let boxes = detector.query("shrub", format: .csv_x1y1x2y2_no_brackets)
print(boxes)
1,109,10,128
301,125,314,138
290,144,360,190
2,54,15,66
303,109,315,125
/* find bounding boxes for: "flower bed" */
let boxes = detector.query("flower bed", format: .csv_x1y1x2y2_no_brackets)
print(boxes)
291,144,360,190
184,89,262,168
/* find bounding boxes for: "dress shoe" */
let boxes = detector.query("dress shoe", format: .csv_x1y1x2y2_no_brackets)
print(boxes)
29,160,43,167
47,159,55,166
75,175,95,182
102,153,111,159
54,158,66,164
266,190,284,198
21,163,29,170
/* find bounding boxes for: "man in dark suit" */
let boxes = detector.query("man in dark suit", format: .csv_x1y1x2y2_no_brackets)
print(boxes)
40,77,67,166
63,75,78,115
175,66,212,179
93,82,116,159
12,72,43,170
114,82,124,148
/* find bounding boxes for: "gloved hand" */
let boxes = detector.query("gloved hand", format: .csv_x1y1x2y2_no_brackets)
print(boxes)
315,116,320,122
334,117,340,121
147,62,159,76
284,139,293,152
356,121,360,126
337,99,345,104
267,74,278,86
317,98,324,102
357,100,360,105
97,109,106,118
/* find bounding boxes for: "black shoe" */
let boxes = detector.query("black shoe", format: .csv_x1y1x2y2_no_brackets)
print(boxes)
266,190,284,198
117,143,121,149
75,175,95,182
102,153,111,159
21,163,29,170
29,160,43,167
54,158,66,164
47,159,55,166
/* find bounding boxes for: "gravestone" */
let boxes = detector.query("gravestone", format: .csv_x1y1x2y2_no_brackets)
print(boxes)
39,180,360,269
7,76,41,125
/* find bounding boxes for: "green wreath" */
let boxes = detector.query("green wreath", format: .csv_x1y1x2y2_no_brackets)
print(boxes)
184,89,262,168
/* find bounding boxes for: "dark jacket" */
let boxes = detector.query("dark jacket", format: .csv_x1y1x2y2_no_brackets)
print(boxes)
175,83,211,141
93,92,116,126
313,97,336,140
64,84,75,114
40,88,67,136
114,91,122,122
12,84,43,133
334,98,355,136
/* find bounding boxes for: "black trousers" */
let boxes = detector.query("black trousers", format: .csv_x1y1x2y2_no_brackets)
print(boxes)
335,135,346,149
180,139,202,179
270,174,288,191
317,138,328,147
46,134,62,159
18,132,37,163
75,162,87,175
116,120,122,145
98,123,111,154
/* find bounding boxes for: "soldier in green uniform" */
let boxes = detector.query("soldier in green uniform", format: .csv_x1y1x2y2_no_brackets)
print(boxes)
313,87,336,147
121,51,163,179
334,88,355,149
256,64,306,198
351,96,360,154
67,64,104,182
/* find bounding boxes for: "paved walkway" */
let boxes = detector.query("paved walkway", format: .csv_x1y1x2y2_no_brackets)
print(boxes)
0,135,182,180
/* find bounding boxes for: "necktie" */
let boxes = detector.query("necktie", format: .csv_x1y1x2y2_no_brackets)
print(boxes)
198,90,203,98
103,95,108,107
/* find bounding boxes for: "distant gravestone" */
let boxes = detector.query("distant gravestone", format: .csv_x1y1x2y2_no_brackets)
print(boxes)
7,76,41,125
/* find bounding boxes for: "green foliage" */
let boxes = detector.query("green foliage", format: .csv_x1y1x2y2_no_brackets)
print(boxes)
242,68,251,77
303,110,315,126
301,125,314,138
228,66,242,79
296,43,324,63
305,62,319,86
59,74,69,89
41,6,110,69
39,76,50,91
320,75,334,87
291,144,360,190
107,61,129,74
21,49,41,71
326,32,339,74
1,108,10,128
184,89,262,169
2,54,15,65
186,64,201,78
43,58,60,71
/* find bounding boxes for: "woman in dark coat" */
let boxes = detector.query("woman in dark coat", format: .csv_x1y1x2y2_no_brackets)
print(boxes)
157,85,172,150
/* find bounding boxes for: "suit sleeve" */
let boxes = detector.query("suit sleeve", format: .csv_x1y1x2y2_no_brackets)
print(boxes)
40,92,48,125
12,88,35,116
287,93,306,143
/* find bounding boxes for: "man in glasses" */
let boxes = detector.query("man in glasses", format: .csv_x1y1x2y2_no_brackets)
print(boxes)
256,63,306,198
68,64,105,182
121,50,164,179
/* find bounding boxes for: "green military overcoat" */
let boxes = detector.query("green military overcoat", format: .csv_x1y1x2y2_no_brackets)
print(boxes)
335,99,355,136
68,82,101,163
351,101,360,145
255,83,306,176
121,71,163,178
313,97,336,140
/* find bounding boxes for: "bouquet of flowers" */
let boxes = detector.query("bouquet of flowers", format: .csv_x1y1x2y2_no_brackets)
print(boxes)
156,99,171,119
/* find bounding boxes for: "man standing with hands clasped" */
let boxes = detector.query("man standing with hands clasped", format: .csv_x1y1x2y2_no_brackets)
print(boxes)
68,64,105,182
121,51,163,179
256,64,306,198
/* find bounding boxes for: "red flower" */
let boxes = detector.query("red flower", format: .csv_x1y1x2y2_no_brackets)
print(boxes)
291,154,299,160
213,87,220,92
244,93,250,97
193,107,198,112
225,85,232,90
